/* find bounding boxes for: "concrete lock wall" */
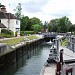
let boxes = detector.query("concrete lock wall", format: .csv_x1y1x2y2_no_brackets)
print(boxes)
0,38,44,75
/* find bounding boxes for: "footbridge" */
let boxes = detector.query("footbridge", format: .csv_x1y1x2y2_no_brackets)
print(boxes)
42,33,57,42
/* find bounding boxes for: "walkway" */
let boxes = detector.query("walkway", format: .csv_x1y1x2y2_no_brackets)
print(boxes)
43,64,56,75
59,46,75,62
41,46,75,75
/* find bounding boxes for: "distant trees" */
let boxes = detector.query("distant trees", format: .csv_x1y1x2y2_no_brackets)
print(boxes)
48,16,72,33
69,24,75,32
20,15,75,33
32,24,42,33
20,16,43,32
30,17,42,26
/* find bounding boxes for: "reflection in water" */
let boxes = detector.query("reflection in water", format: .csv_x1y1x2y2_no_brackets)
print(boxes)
1,43,51,75
14,44,51,75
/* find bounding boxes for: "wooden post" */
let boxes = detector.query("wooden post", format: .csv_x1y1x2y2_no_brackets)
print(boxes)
56,61,61,75
66,67,72,75
60,49,63,65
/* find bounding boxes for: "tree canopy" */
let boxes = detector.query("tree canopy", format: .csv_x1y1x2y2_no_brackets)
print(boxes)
30,17,42,26
20,16,43,31
21,16,30,31
20,15,74,33
32,24,42,33
48,16,72,33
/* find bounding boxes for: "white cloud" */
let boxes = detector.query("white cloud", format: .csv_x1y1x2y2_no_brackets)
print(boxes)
42,0,75,23
1,0,75,24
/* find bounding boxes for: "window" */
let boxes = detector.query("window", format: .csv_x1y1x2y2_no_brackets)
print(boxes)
16,28,20,32
16,20,18,25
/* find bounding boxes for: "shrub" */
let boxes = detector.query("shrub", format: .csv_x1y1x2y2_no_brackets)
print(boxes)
0,33,11,38
3,34,11,38
0,29,14,38
1,29,14,36
73,32,75,35
20,31,24,36
20,31,34,36
25,31,34,35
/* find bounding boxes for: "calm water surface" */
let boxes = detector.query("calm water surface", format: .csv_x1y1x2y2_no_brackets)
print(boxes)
14,43,51,75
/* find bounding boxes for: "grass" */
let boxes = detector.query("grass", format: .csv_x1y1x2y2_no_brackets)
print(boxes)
0,37,25,46
0,35,39,46
27,35,38,40
61,39,68,46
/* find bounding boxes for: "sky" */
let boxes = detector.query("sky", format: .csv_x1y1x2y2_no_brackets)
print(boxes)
1,0,75,24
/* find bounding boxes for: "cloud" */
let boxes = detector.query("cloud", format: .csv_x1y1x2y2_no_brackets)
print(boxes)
22,0,49,13
1,0,75,24
50,10,72,17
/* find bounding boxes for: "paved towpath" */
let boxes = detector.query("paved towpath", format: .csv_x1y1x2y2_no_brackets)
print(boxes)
41,46,75,75
59,46,75,62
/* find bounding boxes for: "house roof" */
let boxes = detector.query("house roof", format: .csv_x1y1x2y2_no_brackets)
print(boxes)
5,13,18,19
0,23,6,28
0,11,19,19
0,12,7,19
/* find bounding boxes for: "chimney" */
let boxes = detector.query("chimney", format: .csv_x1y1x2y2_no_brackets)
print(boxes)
1,5,7,13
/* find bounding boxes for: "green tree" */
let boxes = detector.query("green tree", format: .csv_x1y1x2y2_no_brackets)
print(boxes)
69,24,75,32
30,17,42,25
21,16,31,31
14,3,22,18
48,16,72,33
48,19,59,32
32,24,42,33
58,16,72,33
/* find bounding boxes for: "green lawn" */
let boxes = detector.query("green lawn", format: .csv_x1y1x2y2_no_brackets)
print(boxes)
0,38,25,46
27,35,38,40
0,35,39,46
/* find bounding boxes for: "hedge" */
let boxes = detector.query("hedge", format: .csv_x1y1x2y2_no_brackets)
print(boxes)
20,31,34,36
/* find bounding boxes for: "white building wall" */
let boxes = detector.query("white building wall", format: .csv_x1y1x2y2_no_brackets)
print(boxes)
1,19,8,28
9,19,15,35
1,19,20,36
15,19,20,36
15,20,20,28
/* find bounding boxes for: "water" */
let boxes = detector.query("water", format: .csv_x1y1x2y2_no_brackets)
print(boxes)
13,44,51,75
1,43,51,75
